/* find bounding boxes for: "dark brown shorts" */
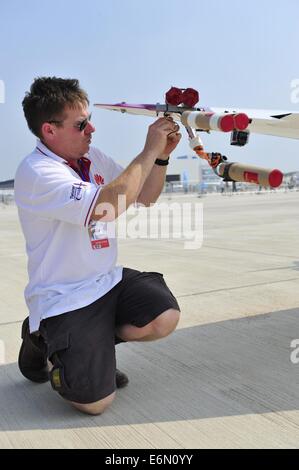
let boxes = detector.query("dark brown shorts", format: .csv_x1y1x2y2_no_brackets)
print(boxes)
39,268,180,404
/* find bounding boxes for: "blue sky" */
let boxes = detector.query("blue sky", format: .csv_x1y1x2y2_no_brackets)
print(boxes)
0,0,298,180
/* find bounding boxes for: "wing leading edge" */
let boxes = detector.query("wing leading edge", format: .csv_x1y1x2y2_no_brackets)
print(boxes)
94,103,299,139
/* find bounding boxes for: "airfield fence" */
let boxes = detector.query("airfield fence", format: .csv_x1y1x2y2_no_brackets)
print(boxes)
162,179,299,196
0,180,297,207
0,190,15,205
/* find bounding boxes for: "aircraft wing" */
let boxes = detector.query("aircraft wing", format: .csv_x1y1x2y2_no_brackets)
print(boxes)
94,103,183,121
94,103,299,139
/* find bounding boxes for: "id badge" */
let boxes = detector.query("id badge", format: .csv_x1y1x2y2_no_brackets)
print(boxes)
88,221,110,250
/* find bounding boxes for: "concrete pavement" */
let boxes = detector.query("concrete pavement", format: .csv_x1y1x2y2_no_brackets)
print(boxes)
0,191,299,448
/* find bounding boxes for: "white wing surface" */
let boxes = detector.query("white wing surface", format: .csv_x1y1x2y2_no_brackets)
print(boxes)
94,103,299,139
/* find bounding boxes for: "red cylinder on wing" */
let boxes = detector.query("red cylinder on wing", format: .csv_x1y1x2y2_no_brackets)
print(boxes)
218,162,283,188
181,111,235,132
233,113,249,131
217,114,235,132
266,169,283,188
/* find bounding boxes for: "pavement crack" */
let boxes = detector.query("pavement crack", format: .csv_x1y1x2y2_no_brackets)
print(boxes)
204,244,297,259
178,277,299,298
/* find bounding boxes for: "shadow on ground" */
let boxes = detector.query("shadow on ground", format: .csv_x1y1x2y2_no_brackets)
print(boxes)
0,307,299,430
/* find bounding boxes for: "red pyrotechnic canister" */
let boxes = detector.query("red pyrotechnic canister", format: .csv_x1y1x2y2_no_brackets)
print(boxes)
165,87,183,106
233,113,249,131
182,88,200,107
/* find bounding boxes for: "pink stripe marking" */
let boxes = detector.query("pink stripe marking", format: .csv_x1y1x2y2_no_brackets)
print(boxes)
84,187,101,227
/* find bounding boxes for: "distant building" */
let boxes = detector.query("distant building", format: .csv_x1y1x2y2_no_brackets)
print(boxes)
283,171,299,189
166,155,220,192
0,179,14,204
0,179,14,189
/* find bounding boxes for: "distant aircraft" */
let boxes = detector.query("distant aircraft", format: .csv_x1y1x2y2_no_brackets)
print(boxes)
94,87,298,188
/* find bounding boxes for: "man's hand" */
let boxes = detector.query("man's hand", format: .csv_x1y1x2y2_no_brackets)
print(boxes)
143,117,181,158
162,124,182,157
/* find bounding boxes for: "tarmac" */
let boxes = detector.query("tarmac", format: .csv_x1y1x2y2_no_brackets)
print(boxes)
0,190,299,449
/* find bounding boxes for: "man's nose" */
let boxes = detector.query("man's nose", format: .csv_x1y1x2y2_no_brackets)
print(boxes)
85,121,96,134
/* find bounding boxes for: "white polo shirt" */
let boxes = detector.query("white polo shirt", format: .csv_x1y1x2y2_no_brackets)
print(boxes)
14,140,124,332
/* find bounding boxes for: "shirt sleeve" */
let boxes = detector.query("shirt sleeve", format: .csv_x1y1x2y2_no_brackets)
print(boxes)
15,161,100,227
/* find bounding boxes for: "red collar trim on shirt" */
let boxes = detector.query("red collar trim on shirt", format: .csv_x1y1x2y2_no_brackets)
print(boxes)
65,157,91,182
36,146,91,182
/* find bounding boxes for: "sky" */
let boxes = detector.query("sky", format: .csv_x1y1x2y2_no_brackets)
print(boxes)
0,0,299,180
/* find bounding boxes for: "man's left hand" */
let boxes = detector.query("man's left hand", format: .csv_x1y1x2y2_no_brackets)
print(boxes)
160,118,181,158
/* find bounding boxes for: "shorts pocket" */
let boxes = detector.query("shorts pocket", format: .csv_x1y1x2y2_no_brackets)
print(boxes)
48,333,71,393
48,333,70,361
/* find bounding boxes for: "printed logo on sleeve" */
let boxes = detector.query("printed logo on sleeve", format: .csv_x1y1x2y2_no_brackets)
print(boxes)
70,182,87,201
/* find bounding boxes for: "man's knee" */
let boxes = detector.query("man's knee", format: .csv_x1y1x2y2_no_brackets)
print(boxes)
70,391,116,415
151,308,180,338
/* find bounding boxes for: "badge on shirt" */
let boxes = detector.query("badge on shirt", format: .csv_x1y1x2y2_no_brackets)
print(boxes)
70,182,87,201
88,220,110,250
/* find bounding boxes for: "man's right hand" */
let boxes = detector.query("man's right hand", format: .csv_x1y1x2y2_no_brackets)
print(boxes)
143,117,180,158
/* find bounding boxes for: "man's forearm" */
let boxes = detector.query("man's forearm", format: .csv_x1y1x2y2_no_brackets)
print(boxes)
91,117,180,221
91,150,156,220
137,160,168,206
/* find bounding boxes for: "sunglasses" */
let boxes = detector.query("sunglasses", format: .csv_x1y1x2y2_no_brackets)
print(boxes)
48,113,92,132
75,113,92,132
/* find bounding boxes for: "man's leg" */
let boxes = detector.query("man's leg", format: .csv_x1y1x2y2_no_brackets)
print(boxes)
18,317,49,383
70,391,116,415
44,356,117,416
19,316,128,388
67,308,179,415
116,308,180,342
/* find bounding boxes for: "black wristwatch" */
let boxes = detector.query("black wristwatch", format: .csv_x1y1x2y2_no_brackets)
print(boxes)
155,157,169,166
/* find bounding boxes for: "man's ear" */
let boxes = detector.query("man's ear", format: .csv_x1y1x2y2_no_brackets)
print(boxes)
41,122,55,141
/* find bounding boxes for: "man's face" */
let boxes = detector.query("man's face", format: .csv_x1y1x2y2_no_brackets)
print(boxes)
43,104,96,161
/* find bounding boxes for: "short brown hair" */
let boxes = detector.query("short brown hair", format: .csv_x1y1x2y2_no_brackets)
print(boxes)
22,77,89,138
